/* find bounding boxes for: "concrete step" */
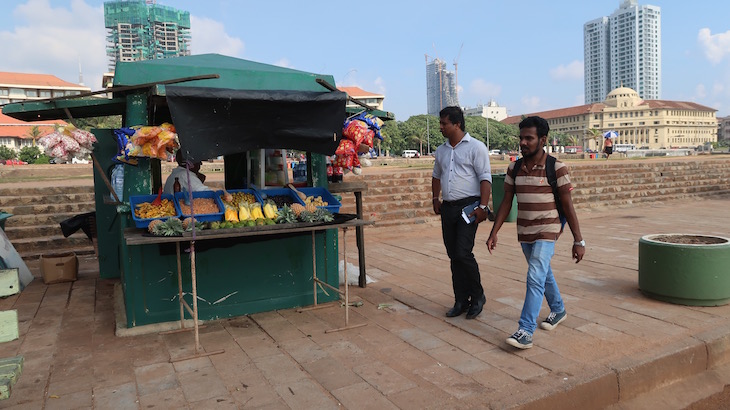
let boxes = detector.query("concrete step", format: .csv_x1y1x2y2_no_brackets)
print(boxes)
0,185,93,197
10,233,93,258
1,202,95,216
4,224,65,241
0,192,95,207
3,211,94,228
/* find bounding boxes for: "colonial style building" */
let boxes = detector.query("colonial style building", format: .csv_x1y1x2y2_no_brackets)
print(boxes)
0,72,90,106
464,100,508,121
502,87,717,151
0,112,64,153
337,86,385,111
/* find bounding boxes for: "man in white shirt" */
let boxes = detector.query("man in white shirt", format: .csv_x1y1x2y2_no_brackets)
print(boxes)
163,150,212,194
432,106,492,320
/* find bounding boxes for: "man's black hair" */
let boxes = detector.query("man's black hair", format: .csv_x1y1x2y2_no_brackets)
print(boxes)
519,116,550,138
439,106,466,132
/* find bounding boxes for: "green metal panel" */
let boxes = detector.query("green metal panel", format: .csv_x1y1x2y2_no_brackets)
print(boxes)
124,232,339,327
114,54,335,93
91,129,122,278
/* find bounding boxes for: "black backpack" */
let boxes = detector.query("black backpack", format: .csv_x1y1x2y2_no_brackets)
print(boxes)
509,155,567,227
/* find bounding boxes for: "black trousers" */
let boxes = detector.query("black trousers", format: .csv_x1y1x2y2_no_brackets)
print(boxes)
440,197,484,303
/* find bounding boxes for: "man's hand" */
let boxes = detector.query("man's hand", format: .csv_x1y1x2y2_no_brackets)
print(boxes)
469,207,488,224
572,244,585,263
432,198,441,215
486,234,498,254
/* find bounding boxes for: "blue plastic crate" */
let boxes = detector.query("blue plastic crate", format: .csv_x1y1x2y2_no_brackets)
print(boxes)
174,191,225,222
130,194,181,229
216,189,262,208
259,188,305,210
297,187,341,214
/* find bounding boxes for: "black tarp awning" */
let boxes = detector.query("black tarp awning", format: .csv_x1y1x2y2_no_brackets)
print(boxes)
166,86,346,162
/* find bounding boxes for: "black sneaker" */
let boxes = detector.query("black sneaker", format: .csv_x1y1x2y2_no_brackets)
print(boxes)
506,329,533,349
540,310,567,331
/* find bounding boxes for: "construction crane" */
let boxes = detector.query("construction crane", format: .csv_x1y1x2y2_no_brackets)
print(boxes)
453,43,463,101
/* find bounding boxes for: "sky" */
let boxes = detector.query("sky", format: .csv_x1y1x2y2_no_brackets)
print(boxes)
1,0,729,120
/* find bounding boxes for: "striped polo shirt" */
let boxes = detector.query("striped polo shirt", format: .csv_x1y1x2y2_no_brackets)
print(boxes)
504,155,572,243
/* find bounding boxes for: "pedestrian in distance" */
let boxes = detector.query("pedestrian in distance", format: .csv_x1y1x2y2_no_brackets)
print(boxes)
486,116,585,349
432,106,492,320
604,137,613,159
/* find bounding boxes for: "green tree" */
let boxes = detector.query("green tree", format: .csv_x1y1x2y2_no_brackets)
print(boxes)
19,146,43,163
70,115,122,131
0,146,16,161
35,154,51,164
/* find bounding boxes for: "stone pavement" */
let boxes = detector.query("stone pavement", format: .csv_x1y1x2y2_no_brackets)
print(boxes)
2,195,730,409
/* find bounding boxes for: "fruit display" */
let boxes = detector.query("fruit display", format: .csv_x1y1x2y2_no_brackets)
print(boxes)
268,195,298,208
147,218,184,236
134,199,177,219
178,198,220,215
220,191,258,208
304,195,328,207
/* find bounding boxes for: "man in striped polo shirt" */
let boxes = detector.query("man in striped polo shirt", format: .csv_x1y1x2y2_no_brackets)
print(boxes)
486,116,585,349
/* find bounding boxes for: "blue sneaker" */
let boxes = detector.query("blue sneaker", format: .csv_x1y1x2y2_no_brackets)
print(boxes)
506,329,533,349
540,310,567,331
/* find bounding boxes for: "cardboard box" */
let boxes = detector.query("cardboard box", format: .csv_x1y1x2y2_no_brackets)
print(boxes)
40,252,78,284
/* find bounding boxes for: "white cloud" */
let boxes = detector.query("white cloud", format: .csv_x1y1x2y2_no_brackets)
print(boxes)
521,96,541,112
698,28,730,64
0,0,107,89
468,78,502,99
190,16,244,57
694,83,707,99
550,60,584,81
373,77,386,95
273,58,294,69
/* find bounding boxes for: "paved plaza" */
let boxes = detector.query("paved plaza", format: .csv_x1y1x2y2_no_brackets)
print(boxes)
2,194,730,409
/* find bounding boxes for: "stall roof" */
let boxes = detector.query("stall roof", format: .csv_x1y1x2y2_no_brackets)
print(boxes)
2,54,339,121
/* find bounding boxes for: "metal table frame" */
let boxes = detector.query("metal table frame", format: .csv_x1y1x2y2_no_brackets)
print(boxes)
124,218,373,360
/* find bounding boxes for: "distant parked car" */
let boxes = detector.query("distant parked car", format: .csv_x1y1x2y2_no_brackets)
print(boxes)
489,149,501,156
402,150,420,158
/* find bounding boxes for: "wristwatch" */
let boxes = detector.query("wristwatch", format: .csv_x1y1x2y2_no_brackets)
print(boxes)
574,240,586,247
478,204,488,211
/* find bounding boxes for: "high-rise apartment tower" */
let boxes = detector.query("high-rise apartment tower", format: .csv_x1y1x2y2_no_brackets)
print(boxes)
426,58,459,116
104,0,191,72
584,0,661,103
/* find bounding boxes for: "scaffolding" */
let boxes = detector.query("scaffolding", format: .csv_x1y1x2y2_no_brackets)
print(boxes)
104,0,191,71
425,58,458,116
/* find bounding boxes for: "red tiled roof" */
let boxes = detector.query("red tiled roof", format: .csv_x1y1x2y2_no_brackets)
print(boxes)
337,86,383,98
641,100,716,111
502,103,606,125
0,72,87,89
0,113,66,139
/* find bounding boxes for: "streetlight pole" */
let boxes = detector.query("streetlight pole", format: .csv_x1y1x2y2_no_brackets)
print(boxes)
427,116,430,155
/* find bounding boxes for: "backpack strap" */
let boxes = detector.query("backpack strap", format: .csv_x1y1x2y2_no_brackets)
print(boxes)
509,158,522,181
545,155,567,226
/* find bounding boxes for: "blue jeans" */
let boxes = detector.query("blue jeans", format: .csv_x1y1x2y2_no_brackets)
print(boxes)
518,240,564,334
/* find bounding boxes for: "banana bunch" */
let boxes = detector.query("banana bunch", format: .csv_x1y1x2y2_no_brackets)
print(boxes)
262,201,278,219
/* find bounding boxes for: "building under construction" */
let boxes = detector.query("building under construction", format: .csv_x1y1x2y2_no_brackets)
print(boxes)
104,0,191,72
426,58,458,116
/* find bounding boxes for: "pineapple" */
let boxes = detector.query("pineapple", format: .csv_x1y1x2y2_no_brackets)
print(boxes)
157,218,184,236
298,210,316,223
290,203,305,217
276,205,298,224
148,219,163,234
305,203,318,213
182,217,195,230
314,208,334,223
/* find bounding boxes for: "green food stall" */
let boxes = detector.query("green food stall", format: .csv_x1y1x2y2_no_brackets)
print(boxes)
3,54,377,328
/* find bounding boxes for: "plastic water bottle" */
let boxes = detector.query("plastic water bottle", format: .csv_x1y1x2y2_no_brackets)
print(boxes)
111,164,124,200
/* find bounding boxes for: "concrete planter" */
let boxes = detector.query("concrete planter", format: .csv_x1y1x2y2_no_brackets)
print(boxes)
639,234,730,306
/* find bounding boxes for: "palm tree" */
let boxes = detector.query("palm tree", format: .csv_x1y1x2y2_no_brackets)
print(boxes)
26,126,43,147
586,128,602,151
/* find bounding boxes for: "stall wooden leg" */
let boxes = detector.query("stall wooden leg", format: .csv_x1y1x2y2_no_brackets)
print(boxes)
325,227,366,333
166,241,224,363
160,243,208,335
355,191,367,288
